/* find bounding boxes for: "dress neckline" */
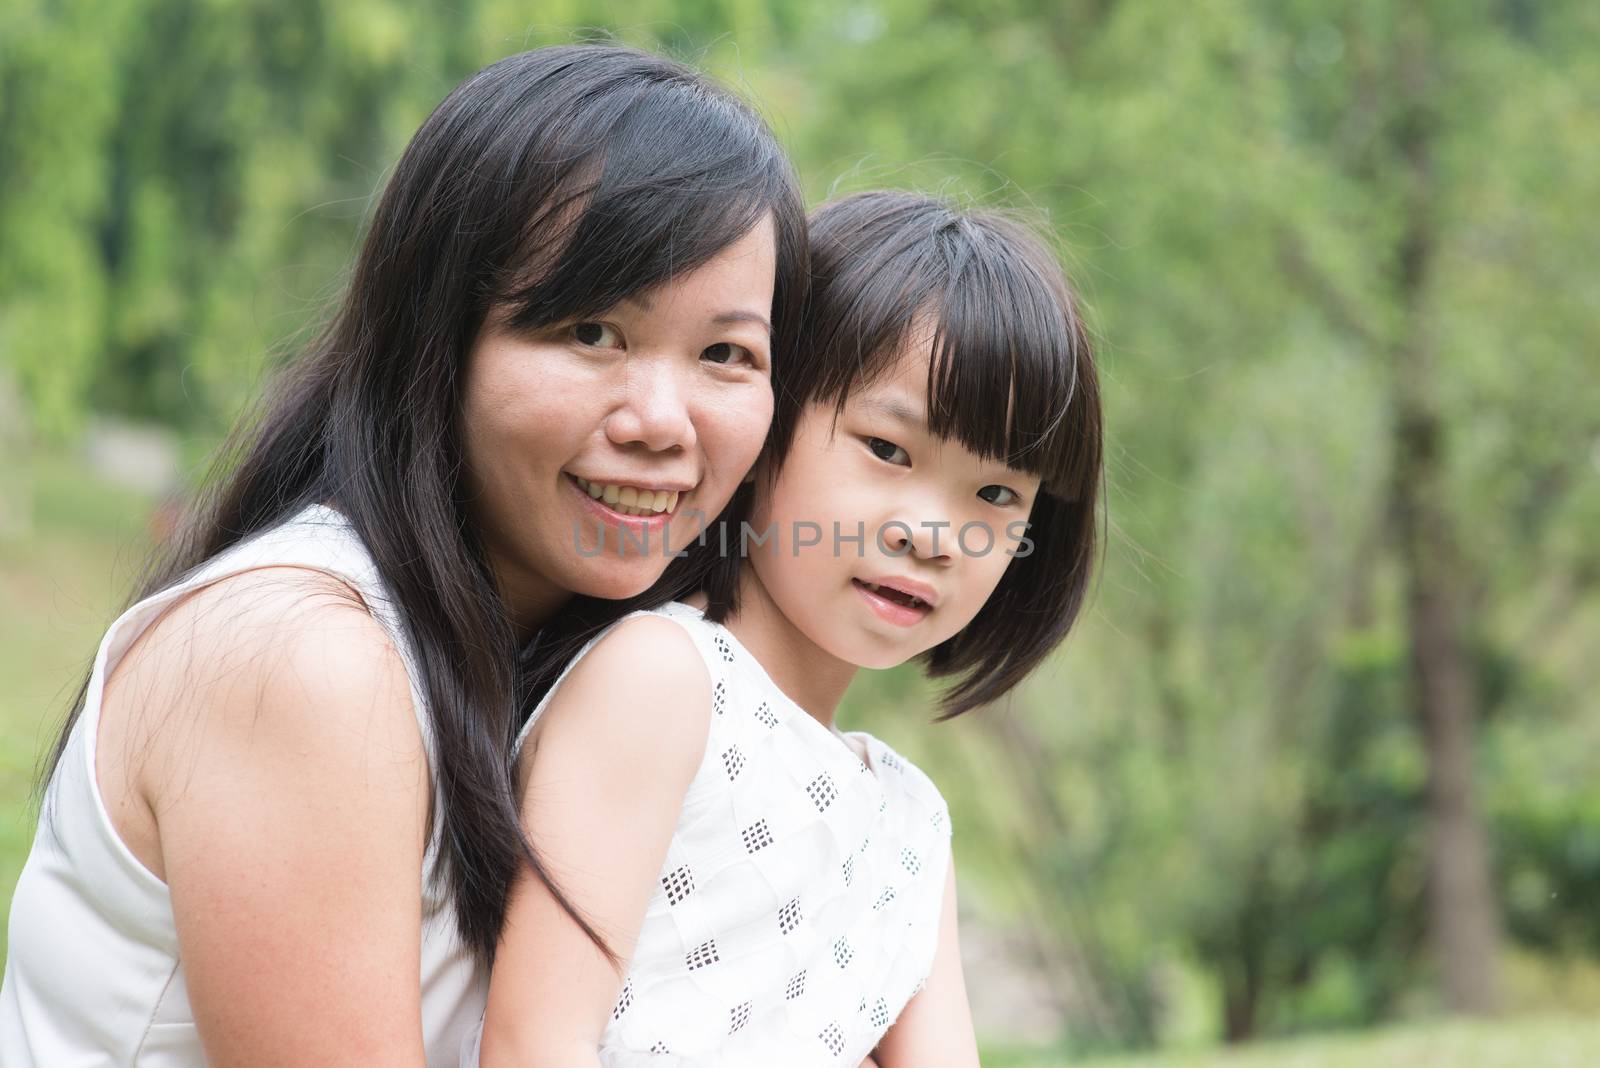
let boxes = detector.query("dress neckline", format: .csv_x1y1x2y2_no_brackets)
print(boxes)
660,601,886,792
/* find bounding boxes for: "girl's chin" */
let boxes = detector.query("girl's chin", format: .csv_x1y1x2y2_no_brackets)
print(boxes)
836,628,938,672
851,651,919,671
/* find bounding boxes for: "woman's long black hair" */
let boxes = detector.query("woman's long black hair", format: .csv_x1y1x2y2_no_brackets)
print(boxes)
40,45,807,964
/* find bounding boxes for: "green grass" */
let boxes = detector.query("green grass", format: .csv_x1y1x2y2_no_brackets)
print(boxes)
0,447,156,957
984,1014,1600,1066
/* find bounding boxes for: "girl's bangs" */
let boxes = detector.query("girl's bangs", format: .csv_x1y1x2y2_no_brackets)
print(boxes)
921,246,1090,498
806,194,1094,502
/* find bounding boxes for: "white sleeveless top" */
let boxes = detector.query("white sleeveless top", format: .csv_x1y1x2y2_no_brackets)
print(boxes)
0,504,485,1066
465,600,953,1067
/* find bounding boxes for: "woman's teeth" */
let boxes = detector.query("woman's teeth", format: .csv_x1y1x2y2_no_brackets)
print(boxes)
574,476,680,517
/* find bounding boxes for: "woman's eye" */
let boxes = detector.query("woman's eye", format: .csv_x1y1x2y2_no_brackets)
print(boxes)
571,322,622,348
866,437,910,465
701,342,755,366
978,485,1019,506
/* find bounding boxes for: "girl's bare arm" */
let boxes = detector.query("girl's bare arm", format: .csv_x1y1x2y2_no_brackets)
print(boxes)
478,616,713,1067
872,855,981,1068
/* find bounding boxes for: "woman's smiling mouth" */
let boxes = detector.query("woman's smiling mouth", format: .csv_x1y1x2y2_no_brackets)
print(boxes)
568,474,688,523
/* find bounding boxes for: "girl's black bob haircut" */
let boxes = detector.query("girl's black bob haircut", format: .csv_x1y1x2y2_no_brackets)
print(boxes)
42,45,807,966
651,190,1103,717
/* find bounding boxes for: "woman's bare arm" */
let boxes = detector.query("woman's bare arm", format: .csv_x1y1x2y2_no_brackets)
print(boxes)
112,570,433,1065
872,855,981,1068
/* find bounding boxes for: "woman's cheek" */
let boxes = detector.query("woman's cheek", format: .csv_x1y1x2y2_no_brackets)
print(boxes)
714,386,775,475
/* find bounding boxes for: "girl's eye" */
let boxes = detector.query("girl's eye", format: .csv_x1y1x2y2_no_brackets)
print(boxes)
978,485,1019,506
702,342,756,366
571,322,622,348
866,437,910,466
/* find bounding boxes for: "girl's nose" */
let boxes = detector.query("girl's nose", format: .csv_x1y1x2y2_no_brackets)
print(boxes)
605,358,697,453
879,504,956,564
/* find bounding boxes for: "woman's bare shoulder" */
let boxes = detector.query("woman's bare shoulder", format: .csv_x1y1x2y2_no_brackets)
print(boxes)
103,565,427,828
101,567,436,1058
109,564,409,704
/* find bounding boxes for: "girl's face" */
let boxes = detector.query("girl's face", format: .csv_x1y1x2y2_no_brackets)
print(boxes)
746,339,1041,670
462,216,777,629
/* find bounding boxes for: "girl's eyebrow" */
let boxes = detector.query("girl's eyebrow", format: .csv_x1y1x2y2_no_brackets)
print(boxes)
858,396,927,429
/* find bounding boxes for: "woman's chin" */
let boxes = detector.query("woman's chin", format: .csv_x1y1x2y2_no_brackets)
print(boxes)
568,558,672,602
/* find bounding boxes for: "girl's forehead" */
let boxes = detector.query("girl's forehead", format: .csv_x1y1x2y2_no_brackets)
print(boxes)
850,348,929,406
845,332,936,404
847,340,1020,443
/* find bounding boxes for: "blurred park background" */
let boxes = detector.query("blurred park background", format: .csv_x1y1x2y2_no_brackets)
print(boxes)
3,1,1599,1063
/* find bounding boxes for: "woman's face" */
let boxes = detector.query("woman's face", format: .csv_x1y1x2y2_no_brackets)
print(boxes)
462,216,777,629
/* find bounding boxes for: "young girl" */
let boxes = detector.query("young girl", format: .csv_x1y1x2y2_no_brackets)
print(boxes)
473,191,1102,1066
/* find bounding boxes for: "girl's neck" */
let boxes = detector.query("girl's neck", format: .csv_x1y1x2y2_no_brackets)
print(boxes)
691,570,859,731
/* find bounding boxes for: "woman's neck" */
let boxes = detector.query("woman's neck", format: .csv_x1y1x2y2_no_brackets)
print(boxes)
703,569,859,731
491,560,572,646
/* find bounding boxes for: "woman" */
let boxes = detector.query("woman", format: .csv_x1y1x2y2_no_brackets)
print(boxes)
0,45,805,1066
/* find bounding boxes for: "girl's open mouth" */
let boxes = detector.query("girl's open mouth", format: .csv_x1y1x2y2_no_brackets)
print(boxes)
851,579,933,627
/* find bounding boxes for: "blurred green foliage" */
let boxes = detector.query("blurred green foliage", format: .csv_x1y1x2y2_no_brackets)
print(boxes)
2,0,1598,1055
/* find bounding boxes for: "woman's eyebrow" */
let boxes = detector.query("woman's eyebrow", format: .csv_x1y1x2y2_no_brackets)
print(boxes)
712,310,773,336
620,294,772,337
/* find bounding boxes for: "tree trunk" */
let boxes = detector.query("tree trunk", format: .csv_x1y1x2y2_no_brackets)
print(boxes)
1391,394,1503,1013
1222,971,1259,1044
1387,10,1501,1010
1219,891,1266,1043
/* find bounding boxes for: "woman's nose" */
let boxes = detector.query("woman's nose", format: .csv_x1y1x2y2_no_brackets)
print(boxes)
605,358,697,453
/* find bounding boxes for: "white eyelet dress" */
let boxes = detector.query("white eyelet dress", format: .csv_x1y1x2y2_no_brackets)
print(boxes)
465,600,953,1067
0,504,486,1066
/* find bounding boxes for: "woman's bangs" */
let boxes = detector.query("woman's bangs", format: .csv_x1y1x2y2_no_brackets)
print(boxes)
501,85,791,332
